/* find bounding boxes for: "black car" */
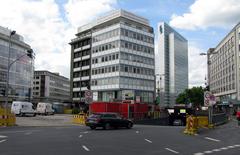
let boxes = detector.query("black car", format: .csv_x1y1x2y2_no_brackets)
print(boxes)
85,113,133,130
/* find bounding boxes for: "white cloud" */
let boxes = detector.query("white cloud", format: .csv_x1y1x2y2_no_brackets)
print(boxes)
188,44,207,88
170,0,240,30
0,0,116,79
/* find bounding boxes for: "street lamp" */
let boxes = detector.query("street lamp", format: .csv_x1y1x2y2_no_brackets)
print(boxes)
4,30,16,116
4,30,34,118
155,74,165,105
200,48,218,125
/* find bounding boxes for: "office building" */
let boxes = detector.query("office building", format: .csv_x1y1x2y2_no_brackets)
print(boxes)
208,22,240,103
32,70,70,103
70,9,155,106
0,26,34,104
157,22,188,105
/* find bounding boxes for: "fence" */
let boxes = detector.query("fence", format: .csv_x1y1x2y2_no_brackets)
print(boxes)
0,108,16,126
212,113,228,126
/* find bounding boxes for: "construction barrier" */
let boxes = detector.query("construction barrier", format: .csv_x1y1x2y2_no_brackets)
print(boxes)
197,116,209,128
147,111,161,119
0,108,16,126
72,113,87,125
64,109,72,114
184,115,198,135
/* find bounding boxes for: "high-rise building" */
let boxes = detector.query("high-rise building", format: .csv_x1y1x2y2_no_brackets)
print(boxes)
0,26,34,104
32,70,70,103
70,10,155,106
208,22,240,103
157,22,188,105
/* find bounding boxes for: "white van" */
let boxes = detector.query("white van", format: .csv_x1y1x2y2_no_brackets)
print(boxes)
11,101,36,117
37,102,54,115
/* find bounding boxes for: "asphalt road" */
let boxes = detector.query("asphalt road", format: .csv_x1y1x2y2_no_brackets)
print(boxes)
0,121,240,155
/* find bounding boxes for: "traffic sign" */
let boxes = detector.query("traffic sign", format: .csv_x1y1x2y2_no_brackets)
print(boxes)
85,90,92,99
204,91,216,107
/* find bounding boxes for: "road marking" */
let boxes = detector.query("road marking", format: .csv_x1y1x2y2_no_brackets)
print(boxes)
136,131,139,134
193,153,204,155
24,132,32,135
165,148,179,154
204,137,220,142
144,139,152,143
0,135,7,138
0,130,41,134
79,135,83,138
204,150,212,154
193,144,240,155
0,139,7,143
82,145,90,151
80,131,89,134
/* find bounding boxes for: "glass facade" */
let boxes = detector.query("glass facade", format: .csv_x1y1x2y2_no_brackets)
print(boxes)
0,30,33,103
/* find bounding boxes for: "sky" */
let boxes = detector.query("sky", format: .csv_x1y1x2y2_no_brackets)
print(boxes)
0,0,239,88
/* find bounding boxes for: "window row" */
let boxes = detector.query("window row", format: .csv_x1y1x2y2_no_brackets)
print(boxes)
92,65,119,75
92,29,120,43
73,80,90,88
73,39,91,49
120,40,154,55
120,28,154,44
73,59,90,68
121,52,154,65
73,70,90,78
92,53,119,64
92,40,119,54
91,77,154,87
74,49,90,58
120,64,154,76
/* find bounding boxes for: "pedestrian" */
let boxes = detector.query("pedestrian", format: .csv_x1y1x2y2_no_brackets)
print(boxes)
236,108,240,126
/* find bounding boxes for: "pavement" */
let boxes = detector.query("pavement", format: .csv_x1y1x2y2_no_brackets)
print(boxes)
15,114,73,126
0,120,240,155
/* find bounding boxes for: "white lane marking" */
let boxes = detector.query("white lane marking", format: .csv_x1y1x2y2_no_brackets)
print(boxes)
227,145,235,149
220,147,228,150
212,149,221,152
82,145,90,151
0,130,41,134
24,132,32,135
0,135,7,138
204,137,220,142
234,144,240,147
80,131,89,134
165,148,179,154
204,150,212,154
136,131,139,134
79,135,83,138
0,139,7,143
144,139,152,143
193,153,204,155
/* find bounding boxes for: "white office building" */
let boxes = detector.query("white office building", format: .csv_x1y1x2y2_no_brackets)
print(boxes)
208,22,240,104
70,10,155,105
157,22,188,105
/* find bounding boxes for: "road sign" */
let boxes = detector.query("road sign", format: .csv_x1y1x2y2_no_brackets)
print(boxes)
85,90,92,98
204,91,216,107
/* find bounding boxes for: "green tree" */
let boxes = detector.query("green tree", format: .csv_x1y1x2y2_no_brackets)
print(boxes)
176,86,204,108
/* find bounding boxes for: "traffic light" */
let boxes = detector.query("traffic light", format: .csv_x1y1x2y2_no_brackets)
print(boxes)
0,89,5,96
27,49,33,58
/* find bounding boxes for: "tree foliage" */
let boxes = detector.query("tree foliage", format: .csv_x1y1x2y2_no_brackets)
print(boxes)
176,86,204,108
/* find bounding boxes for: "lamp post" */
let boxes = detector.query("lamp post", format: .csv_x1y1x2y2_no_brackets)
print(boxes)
4,30,16,116
4,30,34,118
200,48,217,125
155,74,165,105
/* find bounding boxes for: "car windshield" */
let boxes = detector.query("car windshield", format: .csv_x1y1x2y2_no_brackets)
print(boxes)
88,114,101,118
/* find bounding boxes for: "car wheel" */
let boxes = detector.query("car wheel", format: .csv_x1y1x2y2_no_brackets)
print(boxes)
90,126,96,130
104,123,111,130
126,122,133,129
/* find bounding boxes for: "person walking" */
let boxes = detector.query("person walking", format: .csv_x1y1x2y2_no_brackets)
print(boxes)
236,108,240,126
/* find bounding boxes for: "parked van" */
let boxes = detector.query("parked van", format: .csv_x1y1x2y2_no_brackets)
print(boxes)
11,101,36,117
37,102,54,115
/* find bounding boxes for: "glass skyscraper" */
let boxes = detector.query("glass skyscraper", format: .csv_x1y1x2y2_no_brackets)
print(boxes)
157,22,188,105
